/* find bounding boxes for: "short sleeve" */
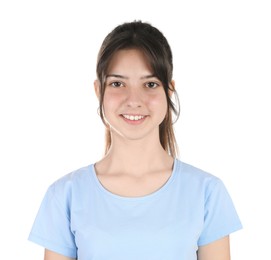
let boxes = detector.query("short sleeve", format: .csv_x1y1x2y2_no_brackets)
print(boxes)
28,183,77,258
198,179,242,246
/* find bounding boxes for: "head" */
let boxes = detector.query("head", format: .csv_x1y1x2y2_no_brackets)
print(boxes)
95,20,180,157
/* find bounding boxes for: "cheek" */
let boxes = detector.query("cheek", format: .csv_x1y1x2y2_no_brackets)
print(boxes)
103,92,123,112
148,93,168,114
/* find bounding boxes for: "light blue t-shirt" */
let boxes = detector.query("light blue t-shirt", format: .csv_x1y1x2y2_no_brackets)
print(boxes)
28,159,242,259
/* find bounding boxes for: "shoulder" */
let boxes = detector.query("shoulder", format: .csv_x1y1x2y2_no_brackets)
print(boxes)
176,159,221,186
46,164,95,203
173,159,228,201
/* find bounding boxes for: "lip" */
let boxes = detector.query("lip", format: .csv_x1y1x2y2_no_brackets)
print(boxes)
120,114,147,125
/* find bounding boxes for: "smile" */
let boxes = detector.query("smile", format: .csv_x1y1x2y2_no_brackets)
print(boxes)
122,114,146,121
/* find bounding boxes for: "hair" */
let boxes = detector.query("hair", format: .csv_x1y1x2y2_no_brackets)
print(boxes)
96,20,180,157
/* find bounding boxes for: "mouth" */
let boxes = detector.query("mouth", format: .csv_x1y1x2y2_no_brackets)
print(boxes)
122,114,146,121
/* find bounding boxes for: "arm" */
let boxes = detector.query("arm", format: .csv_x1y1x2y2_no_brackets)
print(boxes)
197,236,230,260
44,249,76,260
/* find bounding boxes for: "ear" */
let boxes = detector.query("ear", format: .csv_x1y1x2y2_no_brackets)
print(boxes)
169,80,175,97
94,80,100,99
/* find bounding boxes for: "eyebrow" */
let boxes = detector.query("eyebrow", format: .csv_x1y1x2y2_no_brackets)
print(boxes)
106,74,157,80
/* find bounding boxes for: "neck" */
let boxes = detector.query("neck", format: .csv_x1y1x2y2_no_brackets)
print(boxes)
97,133,174,176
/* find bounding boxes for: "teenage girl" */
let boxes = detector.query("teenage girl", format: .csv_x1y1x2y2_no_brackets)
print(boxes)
29,20,242,260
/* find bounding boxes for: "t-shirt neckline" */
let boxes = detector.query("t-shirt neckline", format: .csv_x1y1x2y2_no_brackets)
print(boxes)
90,158,180,201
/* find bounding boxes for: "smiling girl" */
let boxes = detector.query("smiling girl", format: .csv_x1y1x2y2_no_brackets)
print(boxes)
28,21,242,260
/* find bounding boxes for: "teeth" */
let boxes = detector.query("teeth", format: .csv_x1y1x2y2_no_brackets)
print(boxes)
123,115,145,121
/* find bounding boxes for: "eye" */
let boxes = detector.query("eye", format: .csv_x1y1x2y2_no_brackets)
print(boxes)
110,81,123,88
145,81,159,89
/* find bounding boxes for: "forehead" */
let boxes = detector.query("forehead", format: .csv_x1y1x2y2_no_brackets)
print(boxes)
107,48,153,74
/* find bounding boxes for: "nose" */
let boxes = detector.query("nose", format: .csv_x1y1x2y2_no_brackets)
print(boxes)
125,87,143,108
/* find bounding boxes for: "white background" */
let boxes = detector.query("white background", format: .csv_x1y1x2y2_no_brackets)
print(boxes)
0,0,270,259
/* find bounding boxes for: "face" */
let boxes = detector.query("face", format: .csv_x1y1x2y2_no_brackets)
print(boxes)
95,49,168,143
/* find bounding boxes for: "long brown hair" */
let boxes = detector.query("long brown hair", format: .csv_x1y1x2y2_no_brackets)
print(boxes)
96,21,180,157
